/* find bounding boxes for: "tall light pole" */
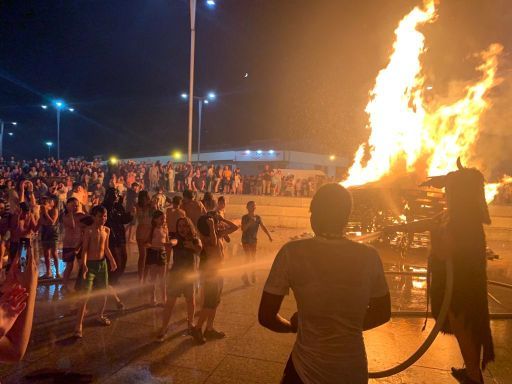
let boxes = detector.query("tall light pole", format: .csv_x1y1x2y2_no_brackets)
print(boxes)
42,101,75,160
186,0,216,162
0,120,17,159
45,141,53,157
182,91,216,161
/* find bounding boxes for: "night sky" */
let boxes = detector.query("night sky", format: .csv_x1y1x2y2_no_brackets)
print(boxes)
0,0,510,173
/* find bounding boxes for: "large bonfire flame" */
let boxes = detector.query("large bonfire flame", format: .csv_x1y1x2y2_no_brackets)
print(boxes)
341,0,508,203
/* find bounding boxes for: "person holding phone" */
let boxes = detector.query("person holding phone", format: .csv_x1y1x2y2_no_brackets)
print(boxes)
38,196,60,279
61,197,87,291
8,202,37,271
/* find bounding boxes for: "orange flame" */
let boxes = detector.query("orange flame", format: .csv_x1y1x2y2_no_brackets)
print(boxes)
341,0,505,202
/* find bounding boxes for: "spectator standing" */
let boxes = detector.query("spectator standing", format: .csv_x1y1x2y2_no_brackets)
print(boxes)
61,197,86,291
38,196,60,279
259,184,390,384
166,163,175,192
102,188,133,294
182,189,206,228
158,217,202,341
135,190,153,282
241,201,272,285
191,213,238,344
166,196,186,238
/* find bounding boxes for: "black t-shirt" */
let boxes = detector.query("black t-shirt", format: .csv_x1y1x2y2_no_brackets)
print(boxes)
241,214,261,244
171,238,199,272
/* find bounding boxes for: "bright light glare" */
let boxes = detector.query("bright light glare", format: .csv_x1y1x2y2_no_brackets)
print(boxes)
245,150,251,155
11,122,17,126
172,151,183,160
206,0,216,7
207,92,216,100
45,141,53,147
256,150,263,155
181,93,188,100
68,108,75,112
110,156,119,165
41,105,48,110
204,100,209,104
7,132,13,136
329,155,336,161
268,150,275,154
54,100,64,108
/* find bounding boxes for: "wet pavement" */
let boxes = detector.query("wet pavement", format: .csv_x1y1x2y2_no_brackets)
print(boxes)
1,228,512,383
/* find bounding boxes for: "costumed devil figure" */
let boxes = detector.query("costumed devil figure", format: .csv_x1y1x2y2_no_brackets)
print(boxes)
389,158,493,384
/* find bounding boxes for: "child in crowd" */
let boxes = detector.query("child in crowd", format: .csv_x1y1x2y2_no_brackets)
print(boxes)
38,196,60,279
74,205,117,338
61,197,87,291
145,210,176,306
158,217,202,341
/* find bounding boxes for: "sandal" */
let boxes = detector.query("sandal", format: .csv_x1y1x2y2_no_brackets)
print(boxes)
97,316,112,326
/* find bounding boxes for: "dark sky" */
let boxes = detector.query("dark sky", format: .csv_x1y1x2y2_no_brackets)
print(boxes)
0,0,510,165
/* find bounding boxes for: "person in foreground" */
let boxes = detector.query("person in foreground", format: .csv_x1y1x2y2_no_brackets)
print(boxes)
258,183,391,384
74,205,118,338
387,159,493,384
0,242,38,362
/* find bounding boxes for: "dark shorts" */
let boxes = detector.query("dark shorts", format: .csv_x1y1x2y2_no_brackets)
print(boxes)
41,225,59,248
83,259,109,292
203,276,223,309
146,248,166,266
167,271,194,299
62,247,80,263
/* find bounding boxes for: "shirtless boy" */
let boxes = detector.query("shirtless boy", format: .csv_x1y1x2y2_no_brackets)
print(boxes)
74,205,117,338
166,196,186,239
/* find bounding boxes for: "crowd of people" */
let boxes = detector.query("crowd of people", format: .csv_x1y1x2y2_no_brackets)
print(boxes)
0,155,277,349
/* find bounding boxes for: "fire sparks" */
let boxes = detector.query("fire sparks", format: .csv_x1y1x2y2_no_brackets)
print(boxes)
341,0,506,203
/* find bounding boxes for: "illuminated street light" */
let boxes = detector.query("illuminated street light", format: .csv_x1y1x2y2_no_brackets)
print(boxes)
45,141,53,157
109,156,119,165
257,150,263,155
245,150,251,155
41,99,76,159
181,91,217,161
172,150,183,160
206,0,216,7
329,155,336,161
0,120,18,158
268,150,275,154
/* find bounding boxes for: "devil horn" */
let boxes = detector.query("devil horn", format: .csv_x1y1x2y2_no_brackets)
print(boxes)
456,157,464,170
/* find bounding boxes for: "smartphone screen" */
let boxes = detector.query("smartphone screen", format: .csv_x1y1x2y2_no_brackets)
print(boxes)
19,240,29,272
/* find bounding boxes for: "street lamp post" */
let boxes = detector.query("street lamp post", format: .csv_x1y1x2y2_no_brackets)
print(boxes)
42,101,75,160
186,0,216,162
45,141,53,157
0,120,17,159
187,0,197,162
181,92,216,162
